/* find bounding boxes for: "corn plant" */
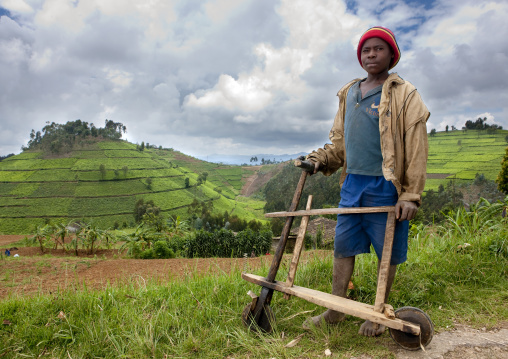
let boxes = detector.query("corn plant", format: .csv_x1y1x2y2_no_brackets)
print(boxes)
441,196,507,239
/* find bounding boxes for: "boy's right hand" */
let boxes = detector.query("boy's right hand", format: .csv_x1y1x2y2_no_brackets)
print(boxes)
309,160,321,174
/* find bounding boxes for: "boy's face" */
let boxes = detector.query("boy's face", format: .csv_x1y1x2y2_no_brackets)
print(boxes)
360,37,394,75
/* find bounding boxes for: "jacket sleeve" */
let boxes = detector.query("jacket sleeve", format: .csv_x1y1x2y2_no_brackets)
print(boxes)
398,91,430,204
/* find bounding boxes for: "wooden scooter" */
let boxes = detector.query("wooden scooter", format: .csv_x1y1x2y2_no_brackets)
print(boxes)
241,158,434,351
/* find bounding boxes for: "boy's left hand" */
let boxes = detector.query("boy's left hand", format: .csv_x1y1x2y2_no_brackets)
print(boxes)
395,201,418,221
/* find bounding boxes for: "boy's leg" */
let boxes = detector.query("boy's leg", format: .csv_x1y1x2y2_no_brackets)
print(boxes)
303,256,355,329
358,263,397,337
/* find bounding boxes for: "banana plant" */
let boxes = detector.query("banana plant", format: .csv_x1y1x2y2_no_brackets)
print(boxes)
82,223,104,255
53,222,69,251
30,224,53,253
167,215,189,237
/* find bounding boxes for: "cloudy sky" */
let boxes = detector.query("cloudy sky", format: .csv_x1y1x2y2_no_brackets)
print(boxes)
1,0,507,158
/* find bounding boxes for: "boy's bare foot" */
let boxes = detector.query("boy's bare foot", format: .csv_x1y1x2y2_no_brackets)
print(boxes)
302,310,345,329
358,320,385,336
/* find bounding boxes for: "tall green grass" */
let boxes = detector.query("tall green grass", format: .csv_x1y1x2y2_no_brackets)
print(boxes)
1,203,507,358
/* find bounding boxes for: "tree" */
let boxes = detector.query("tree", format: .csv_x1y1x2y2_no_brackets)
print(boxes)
134,199,159,223
496,146,508,194
23,120,125,153
145,177,153,190
445,125,449,133
429,128,437,137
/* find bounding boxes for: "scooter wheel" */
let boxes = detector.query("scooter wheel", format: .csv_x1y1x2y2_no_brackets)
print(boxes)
389,306,434,351
241,303,275,333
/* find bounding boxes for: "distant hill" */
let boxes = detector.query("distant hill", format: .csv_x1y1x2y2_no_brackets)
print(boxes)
197,152,307,165
0,140,266,234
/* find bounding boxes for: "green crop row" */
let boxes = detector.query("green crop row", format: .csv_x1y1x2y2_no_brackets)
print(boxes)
74,180,147,197
0,171,35,182
129,167,182,178
0,160,35,170
30,182,77,197
68,196,134,216
72,150,110,159
144,190,197,210
0,217,47,234
103,150,152,158
0,183,19,195
97,141,137,150
27,169,77,181
0,197,73,217
214,167,244,176
148,177,185,192
3,152,41,160
72,158,163,170
10,183,41,196
30,158,78,169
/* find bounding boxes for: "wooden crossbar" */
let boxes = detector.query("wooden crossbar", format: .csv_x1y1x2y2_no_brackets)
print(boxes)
265,206,394,218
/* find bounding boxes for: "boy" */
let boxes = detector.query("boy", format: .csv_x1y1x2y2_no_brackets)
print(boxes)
303,26,429,337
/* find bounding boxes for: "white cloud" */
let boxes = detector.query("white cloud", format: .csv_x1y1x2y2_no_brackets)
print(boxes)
1,0,33,13
417,1,504,56
185,73,273,112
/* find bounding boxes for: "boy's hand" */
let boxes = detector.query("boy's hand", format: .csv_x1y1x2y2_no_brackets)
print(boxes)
309,160,321,174
395,200,418,221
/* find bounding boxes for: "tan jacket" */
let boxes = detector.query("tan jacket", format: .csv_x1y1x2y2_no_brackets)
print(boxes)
307,73,430,204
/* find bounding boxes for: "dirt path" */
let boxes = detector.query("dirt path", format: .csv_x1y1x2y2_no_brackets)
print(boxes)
240,163,284,196
391,323,508,359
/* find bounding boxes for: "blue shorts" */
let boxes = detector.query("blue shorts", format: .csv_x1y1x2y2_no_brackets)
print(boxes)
334,174,409,265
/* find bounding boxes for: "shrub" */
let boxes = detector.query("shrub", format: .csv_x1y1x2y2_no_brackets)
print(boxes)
139,248,155,259
153,240,175,259
185,228,273,258
168,234,187,255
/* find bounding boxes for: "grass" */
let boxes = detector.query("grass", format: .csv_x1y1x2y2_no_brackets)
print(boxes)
1,212,506,358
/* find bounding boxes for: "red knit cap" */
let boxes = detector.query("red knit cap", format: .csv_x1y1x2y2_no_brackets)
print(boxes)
357,26,400,70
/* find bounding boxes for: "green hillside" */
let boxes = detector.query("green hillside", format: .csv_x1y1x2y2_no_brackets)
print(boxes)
0,140,265,234
425,129,508,191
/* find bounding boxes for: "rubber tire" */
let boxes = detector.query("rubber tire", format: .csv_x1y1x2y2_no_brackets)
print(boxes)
389,306,434,351
241,303,275,333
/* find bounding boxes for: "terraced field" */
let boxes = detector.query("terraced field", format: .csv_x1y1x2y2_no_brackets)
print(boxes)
425,129,507,191
0,141,265,234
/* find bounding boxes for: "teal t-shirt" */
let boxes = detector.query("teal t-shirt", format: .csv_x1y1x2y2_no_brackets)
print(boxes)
344,80,383,176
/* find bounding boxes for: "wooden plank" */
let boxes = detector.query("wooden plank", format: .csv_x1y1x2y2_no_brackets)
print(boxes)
374,211,397,312
284,195,313,300
265,206,395,218
242,273,421,335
